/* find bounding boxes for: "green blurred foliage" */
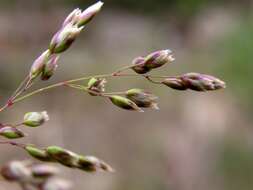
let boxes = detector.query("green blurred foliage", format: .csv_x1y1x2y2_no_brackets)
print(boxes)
217,138,253,190
64,0,251,16
0,0,251,17
215,17,253,111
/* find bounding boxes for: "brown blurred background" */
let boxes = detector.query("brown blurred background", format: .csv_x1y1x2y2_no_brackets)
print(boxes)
0,0,253,190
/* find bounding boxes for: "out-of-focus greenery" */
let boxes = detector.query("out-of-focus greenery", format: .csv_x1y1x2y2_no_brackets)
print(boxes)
0,0,251,17
217,138,253,190
215,17,253,111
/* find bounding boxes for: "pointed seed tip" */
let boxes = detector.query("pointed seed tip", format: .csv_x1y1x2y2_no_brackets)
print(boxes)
98,1,104,5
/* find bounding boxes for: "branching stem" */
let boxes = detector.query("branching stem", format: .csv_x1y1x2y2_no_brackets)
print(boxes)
0,141,25,148
0,65,175,113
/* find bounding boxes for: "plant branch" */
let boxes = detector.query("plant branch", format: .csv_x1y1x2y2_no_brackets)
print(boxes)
10,75,30,100
0,141,25,148
144,76,162,84
66,83,126,96
12,73,115,104
0,66,177,112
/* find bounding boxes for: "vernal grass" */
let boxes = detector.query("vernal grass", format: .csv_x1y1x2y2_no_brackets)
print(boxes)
0,1,226,190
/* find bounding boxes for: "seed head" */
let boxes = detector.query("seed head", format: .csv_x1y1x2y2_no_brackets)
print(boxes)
31,164,59,178
126,89,159,110
46,146,79,168
42,177,72,190
25,145,54,162
109,95,144,112
23,111,49,127
1,161,31,182
162,73,226,91
49,24,83,54
77,1,104,27
62,8,82,27
30,50,51,80
77,155,114,172
162,77,188,90
87,77,106,96
41,55,60,81
180,73,226,91
0,126,25,139
132,50,174,74
132,57,151,74
144,49,175,69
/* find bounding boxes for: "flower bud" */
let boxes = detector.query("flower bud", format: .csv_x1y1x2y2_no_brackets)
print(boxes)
87,77,106,96
162,78,187,90
30,50,51,80
144,49,175,69
77,1,104,27
180,73,226,91
49,24,83,54
132,57,151,74
62,8,82,27
126,89,159,110
23,111,49,127
41,55,60,81
1,161,31,182
109,95,144,112
46,146,79,168
25,145,54,162
31,164,59,178
132,50,174,74
77,156,114,172
0,126,25,139
42,177,72,190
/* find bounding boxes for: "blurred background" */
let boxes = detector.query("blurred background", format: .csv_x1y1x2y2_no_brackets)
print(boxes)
0,0,253,190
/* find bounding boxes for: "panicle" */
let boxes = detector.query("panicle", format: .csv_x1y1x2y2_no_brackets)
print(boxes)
23,111,49,127
41,177,72,190
41,55,60,81
77,155,114,172
0,126,25,139
132,49,174,74
46,146,80,168
109,95,144,112
25,145,54,162
180,73,226,91
162,73,226,91
62,8,82,27
87,77,107,96
77,1,104,27
29,50,51,80
1,160,70,190
162,77,188,90
126,89,159,110
1,161,32,182
38,145,114,173
144,49,175,69
31,164,59,178
49,24,83,54
132,57,150,74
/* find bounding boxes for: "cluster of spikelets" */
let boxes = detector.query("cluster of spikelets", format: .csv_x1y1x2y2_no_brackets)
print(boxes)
51,47,225,113
83,48,225,112
0,111,113,190
1,160,72,190
25,145,113,172
30,1,104,81
0,112,113,171
0,2,113,189
0,111,49,139
0,1,226,190
26,0,225,113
